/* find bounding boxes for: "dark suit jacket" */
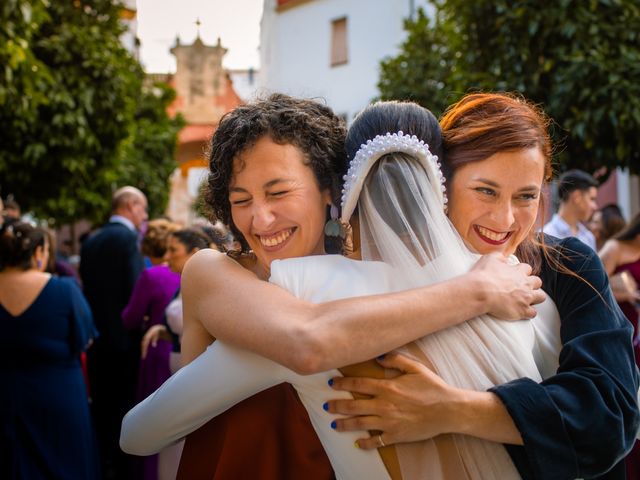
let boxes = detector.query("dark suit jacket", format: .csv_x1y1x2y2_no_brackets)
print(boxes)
80,221,144,353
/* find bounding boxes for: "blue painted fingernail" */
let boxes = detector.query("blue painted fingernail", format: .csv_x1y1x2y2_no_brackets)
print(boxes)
328,378,334,387
331,421,337,429
377,354,386,361
323,402,329,411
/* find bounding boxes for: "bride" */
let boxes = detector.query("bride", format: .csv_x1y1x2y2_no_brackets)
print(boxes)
121,101,556,479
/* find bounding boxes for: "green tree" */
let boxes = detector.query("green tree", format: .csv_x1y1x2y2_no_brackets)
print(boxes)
118,83,184,220
0,1,181,223
378,9,454,115
379,0,640,175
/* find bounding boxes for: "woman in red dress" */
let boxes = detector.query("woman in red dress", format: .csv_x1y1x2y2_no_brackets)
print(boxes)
600,212,640,480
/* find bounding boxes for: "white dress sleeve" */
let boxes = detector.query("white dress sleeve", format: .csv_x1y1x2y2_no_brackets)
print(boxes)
120,341,287,455
508,254,563,379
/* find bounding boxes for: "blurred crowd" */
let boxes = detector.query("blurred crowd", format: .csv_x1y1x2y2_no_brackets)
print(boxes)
0,188,239,480
1,170,639,480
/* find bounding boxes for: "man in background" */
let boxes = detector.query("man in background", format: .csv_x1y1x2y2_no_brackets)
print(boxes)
80,186,147,480
543,169,599,250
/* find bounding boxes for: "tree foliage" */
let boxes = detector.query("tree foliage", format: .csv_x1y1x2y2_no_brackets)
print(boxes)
0,0,181,223
118,83,184,220
379,0,640,175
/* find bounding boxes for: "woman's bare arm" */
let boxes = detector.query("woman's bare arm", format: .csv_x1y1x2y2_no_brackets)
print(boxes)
598,240,639,303
598,239,620,275
181,304,215,365
181,250,544,374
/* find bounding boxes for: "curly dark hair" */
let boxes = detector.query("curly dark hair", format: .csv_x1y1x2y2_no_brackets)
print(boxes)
204,93,347,252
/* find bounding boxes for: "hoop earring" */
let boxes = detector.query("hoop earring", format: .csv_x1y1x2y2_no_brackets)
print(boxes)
324,204,347,239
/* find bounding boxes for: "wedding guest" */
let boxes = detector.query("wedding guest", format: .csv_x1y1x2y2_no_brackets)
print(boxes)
140,228,213,371
543,169,598,249
329,93,638,479
81,186,147,479
590,203,626,250
1,221,99,479
599,212,640,479
121,218,180,480
44,228,81,283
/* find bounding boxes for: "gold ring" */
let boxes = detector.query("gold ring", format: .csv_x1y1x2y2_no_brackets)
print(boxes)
377,434,386,448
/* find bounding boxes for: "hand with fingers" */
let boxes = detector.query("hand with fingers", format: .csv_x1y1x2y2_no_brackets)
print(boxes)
470,253,545,320
325,352,464,449
141,324,170,359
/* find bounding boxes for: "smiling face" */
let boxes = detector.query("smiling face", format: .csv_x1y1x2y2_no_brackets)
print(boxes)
229,136,331,269
447,147,546,256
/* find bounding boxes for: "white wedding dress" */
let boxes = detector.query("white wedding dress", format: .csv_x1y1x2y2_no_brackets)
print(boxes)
120,254,561,480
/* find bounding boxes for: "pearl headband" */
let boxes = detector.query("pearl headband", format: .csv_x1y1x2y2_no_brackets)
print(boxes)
340,131,447,223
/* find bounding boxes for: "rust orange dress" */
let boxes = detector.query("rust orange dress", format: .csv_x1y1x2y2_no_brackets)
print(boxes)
176,383,335,480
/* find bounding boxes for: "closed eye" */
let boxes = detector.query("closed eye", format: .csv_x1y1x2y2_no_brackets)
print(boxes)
474,187,497,197
231,198,250,206
270,190,289,197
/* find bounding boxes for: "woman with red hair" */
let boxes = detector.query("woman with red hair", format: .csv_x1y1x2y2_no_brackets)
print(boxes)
328,93,638,479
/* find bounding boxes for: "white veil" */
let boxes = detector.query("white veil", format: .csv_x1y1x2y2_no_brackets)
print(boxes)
342,130,541,479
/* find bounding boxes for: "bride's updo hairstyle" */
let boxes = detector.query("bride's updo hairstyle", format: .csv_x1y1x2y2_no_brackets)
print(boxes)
0,221,47,271
205,93,347,253
344,100,443,224
346,101,443,165
440,92,554,274
344,101,451,265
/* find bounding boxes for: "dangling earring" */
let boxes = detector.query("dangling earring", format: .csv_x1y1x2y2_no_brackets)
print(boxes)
324,204,347,239
36,259,42,270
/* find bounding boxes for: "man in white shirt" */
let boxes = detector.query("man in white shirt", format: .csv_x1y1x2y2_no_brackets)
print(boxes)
543,169,598,250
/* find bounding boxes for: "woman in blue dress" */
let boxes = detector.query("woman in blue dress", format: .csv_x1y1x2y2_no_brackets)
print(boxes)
0,221,99,479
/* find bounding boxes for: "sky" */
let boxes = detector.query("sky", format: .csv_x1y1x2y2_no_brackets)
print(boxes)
136,0,264,73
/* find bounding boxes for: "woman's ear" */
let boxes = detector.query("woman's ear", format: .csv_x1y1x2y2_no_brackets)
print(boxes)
33,245,46,271
322,188,333,207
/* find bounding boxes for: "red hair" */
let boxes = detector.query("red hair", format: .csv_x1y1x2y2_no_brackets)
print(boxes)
440,92,552,183
440,93,559,275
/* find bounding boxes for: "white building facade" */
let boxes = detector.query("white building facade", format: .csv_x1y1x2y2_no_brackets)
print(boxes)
259,0,430,123
119,0,140,59
259,0,638,219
